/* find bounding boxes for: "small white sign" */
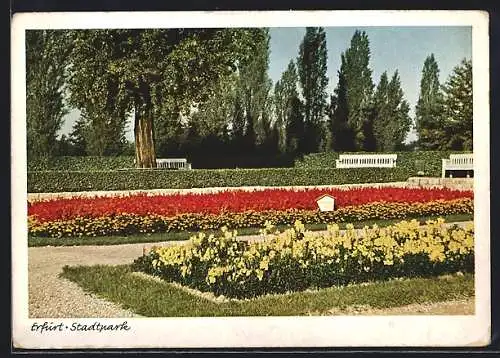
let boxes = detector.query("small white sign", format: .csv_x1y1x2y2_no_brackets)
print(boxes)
316,194,335,212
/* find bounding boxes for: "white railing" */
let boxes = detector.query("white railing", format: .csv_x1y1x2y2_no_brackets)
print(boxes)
335,154,398,168
441,153,473,177
156,158,192,170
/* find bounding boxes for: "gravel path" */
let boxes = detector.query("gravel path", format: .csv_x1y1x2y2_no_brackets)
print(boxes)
29,242,151,318
28,221,474,318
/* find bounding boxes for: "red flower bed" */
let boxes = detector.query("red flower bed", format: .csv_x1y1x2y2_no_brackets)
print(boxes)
28,187,473,223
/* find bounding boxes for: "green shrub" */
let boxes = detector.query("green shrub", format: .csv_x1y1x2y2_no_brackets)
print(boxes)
27,156,135,171
27,167,411,192
295,151,467,177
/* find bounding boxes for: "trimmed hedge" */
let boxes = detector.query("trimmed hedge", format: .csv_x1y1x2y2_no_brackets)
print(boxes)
27,151,471,193
294,151,468,177
27,167,410,193
27,156,135,171
29,151,467,174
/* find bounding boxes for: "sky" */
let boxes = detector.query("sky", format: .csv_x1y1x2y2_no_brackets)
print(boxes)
58,26,472,143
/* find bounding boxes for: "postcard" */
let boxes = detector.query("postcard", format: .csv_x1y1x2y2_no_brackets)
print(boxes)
12,10,490,349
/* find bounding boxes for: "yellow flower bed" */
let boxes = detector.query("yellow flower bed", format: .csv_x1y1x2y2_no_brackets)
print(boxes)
29,198,473,238
132,218,474,298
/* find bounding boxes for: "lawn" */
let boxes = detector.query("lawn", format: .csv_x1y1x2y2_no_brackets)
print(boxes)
60,264,474,317
29,213,473,247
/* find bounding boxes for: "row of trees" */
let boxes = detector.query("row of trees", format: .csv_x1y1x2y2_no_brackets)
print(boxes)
416,54,473,151
26,28,473,168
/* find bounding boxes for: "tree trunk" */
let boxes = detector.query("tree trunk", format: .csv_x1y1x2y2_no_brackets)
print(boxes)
134,103,156,168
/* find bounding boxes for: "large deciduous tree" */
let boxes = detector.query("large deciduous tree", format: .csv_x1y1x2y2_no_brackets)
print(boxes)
297,27,328,153
415,54,445,150
26,30,72,160
67,29,254,168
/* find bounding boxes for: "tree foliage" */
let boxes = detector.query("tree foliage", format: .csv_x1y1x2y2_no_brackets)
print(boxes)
371,71,412,151
441,59,473,151
69,111,128,156
415,54,446,150
285,96,305,155
274,60,300,153
175,28,275,161
331,30,374,151
67,29,256,167
26,30,72,160
415,56,472,151
297,27,328,153
328,70,352,152
232,29,273,151
30,28,473,167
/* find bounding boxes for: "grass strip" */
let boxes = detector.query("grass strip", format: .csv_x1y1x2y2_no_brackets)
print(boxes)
29,213,473,247
60,264,474,317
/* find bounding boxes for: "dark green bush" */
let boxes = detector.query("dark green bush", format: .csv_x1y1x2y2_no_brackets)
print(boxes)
27,156,135,171
294,151,467,177
27,167,410,193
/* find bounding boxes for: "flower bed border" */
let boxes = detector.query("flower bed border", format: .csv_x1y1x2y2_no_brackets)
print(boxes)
29,198,473,238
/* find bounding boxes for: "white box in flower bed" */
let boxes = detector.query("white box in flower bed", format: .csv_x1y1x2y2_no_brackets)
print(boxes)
316,194,335,212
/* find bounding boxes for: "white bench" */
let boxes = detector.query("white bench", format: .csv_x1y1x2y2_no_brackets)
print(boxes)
335,154,398,168
156,158,192,170
441,153,473,178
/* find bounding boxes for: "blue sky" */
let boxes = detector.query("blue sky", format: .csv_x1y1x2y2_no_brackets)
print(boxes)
58,26,472,143
268,26,472,142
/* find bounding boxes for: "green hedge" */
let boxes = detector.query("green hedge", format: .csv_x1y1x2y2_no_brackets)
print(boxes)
294,151,467,177
27,167,410,193
27,156,135,171
27,151,471,193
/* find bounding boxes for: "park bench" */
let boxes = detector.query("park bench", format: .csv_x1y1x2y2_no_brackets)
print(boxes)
335,154,398,168
441,153,473,178
132,158,192,169
156,158,192,170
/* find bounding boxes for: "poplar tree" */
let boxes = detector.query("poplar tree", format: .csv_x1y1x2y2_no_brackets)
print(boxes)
331,30,374,151
371,71,411,151
370,71,390,151
441,59,473,150
328,71,351,151
274,60,300,153
415,54,445,150
297,27,328,153
26,30,72,160
235,29,273,152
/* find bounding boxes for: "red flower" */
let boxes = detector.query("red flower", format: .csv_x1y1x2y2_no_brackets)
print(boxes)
28,187,473,222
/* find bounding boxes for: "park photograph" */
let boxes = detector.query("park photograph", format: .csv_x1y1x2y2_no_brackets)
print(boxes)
12,11,490,348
